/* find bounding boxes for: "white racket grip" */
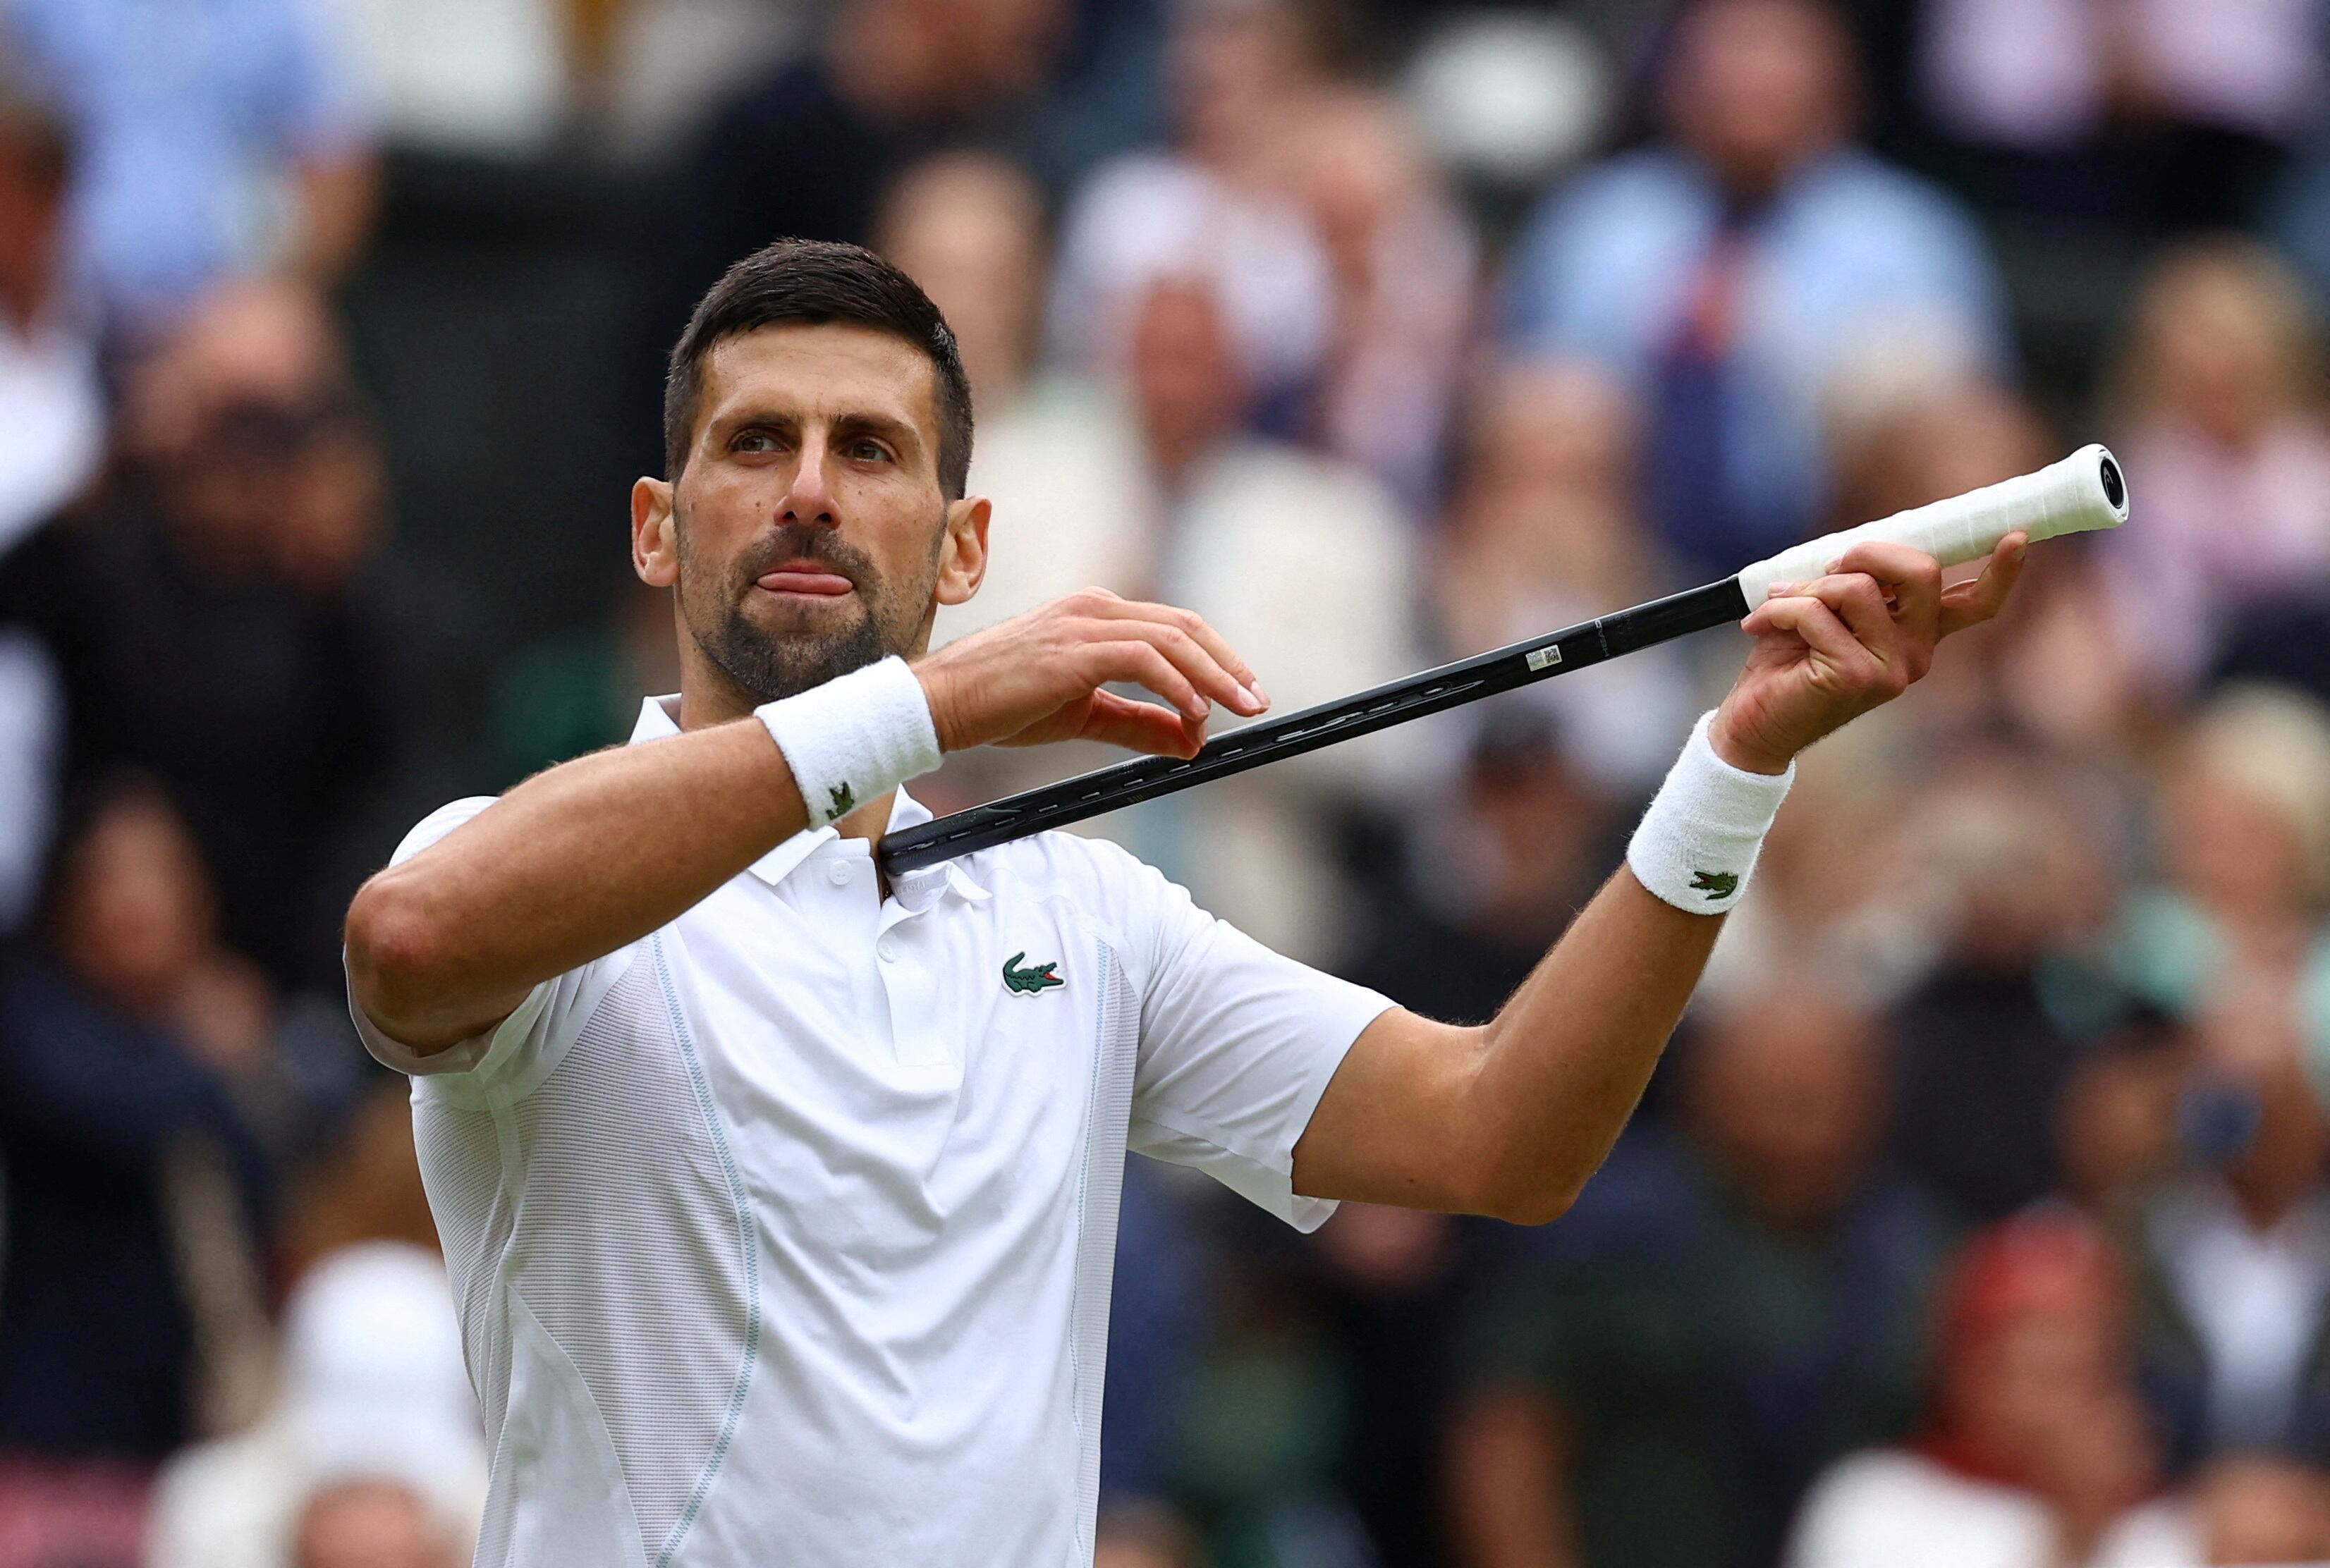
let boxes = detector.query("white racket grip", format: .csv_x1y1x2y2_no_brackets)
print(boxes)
1734,443,2129,604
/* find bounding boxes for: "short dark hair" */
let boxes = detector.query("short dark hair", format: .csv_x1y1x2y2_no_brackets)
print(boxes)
661,238,973,497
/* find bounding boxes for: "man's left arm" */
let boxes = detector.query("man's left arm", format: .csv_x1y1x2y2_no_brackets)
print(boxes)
1291,537,2027,1222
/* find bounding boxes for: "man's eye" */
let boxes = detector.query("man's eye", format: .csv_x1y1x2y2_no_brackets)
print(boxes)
846,440,891,463
733,430,778,453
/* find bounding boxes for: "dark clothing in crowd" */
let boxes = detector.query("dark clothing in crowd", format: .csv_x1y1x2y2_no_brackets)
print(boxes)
0,951,269,1459
1459,1131,1951,1568
1344,905,1549,1032
2126,1182,2330,1477
0,514,394,993
1889,967,2087,1224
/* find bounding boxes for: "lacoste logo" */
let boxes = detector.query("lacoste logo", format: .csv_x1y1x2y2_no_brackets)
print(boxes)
827,781,856,819
1690,870,1738,901
1002,952,1064,996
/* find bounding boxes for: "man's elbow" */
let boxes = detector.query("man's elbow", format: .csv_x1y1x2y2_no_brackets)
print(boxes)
343,874,447,1028
1479,1178,1583,1227
1463,1155,1587,1227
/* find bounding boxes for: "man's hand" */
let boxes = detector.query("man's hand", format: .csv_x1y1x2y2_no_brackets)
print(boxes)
913,589,1269,759
1707,533,2029,774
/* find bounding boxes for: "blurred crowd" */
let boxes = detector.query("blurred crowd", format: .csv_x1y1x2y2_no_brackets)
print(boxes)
12,0,2330,1566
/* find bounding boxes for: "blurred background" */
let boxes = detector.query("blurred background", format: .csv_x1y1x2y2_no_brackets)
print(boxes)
11,0,2330,1564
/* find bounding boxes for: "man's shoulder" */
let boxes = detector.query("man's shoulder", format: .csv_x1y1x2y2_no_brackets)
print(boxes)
966,828,1167,901
1791,149,1988,246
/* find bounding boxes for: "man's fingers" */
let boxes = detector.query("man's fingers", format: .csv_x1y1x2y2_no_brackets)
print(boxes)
1783,572,1903,676
1832,540,1943,652
1937,532,2029,638
1078,615,1264,718
1075,639,1209,721
1075,690,1205,757
1080,597,1269,711
1743,593,1887,685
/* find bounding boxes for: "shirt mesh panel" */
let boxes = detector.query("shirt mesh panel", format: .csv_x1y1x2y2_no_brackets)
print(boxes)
504,950,757,1566
413,1095,513,1443
1069,941,1141,1556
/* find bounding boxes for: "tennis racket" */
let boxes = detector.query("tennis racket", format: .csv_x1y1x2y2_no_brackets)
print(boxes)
877,443,2129,877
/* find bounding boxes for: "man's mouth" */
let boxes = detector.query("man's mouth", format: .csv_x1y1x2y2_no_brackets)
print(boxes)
755,558,855,597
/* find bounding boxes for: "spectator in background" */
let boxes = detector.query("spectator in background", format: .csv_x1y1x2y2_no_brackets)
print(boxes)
2054,1007,2193,1224
2183,1456,2330,1564
1784,1211,2190,1568
149,1243,486,1568
287,1481,460,1568
0,62,100,563
1920,0,2320,233
11,281,396,992
631,0,1071,472
0,0,374,336
1345,701,1618,1033
0,67,92,935
1273,83,1476,511
1449,989,1950,1568
1885,748,2119,1224
2098,243,2330,705
2130,1005,2330,1471
1430,360,1697,795
1499,0,2009,584
1047,0,1336,421
1102,276,1417,960
0,782,272,1517
2117,686,2330,1028
891,152,1152,653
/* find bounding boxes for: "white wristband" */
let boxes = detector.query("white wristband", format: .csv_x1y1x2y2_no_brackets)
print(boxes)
755,656,944,828
1625,711,1794,914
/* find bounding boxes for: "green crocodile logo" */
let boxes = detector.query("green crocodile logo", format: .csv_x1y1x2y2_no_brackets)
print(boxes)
1690,870,1739,901
827,781,856,819
1002,952,1064,996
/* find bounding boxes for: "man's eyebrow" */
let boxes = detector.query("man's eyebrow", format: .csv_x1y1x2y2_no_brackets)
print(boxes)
829,410,920,446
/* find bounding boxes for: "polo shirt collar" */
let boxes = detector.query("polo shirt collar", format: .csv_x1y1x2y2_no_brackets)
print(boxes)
628,694,989,903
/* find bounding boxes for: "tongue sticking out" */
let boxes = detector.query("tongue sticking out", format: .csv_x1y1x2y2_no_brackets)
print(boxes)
758,569,853,596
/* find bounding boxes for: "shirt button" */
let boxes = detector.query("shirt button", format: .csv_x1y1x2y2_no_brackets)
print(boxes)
877,938,900,962
827,862,853,887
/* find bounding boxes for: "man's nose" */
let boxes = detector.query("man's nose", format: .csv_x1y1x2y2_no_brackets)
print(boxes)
780,442,838,527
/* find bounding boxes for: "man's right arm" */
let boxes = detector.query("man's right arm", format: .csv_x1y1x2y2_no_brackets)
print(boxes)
346,716,816,1053
344,592,1267,1055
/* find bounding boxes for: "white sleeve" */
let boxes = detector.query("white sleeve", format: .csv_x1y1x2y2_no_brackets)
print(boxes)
344,797,635,1091
1125,864,1396,1232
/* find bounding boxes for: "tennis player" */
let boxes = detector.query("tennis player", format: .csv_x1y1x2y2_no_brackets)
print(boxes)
344,239,2025,1565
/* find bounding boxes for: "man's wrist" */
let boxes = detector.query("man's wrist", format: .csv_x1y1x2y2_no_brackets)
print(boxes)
755,656,944,827
1706,706,1794,776
1625,711,1795,914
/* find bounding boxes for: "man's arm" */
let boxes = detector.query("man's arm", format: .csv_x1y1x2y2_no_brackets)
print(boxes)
1291,538,2027,1222
345,592,1266,1053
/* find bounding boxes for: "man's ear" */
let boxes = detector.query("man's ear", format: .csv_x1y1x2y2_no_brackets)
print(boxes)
633,477,678,587
934,495,992,607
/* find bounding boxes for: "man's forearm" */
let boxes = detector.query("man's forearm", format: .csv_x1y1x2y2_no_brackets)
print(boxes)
1292,866,1722,1221
1462,869,1723,1218
345,718,808,1051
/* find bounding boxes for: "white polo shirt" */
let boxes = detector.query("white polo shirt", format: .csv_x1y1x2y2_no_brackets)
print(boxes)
349,695,1395,1568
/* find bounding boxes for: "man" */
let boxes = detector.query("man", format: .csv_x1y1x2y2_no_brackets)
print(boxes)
23,282,394,992
1,0,375,333
344,238,2025,1563
1499,0,2008,583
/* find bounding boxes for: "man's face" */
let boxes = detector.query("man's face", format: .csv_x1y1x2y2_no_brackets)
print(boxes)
1666,0,1850,198
640,324,977,707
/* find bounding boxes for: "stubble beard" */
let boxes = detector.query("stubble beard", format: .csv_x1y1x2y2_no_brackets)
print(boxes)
677,512,943,705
